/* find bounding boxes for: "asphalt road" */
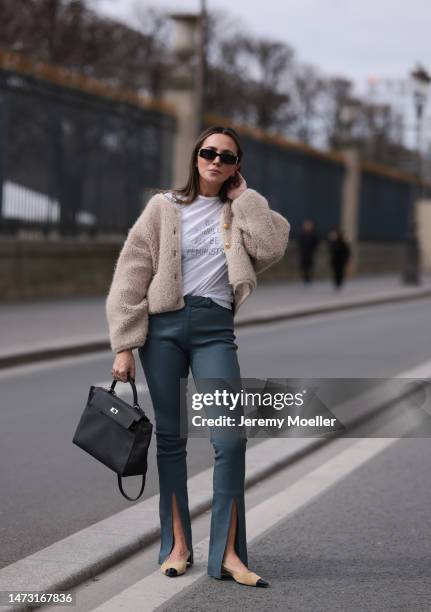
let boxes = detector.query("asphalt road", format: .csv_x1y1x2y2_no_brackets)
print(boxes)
1,298,431,571
64,397,431,612
166,434,431,612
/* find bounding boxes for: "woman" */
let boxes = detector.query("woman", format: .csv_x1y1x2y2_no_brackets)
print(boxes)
327,227,351,289
106,125,290,587
298,219,320,284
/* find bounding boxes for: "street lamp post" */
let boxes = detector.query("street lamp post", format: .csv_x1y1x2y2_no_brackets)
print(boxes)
402,64,431,285
164,12,202,186
338,98,362,276
339,97,362,145
196,0,207,134
0,73,8,227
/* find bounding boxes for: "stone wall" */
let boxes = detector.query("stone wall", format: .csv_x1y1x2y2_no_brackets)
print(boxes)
0,237,118,300
0,238,412,301
258,241,406,283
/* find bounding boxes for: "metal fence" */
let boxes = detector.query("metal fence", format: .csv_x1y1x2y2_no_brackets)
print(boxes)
0,55,425,244
0,64,175,236
204,119,427,243
236,132,344,238
358,172,412,241
358,170,431,241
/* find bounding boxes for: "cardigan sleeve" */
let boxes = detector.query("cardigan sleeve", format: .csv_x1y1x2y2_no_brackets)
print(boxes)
231,188,291,275
105,211,154,354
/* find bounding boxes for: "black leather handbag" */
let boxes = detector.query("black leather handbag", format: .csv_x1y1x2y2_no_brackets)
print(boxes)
72,376,153,501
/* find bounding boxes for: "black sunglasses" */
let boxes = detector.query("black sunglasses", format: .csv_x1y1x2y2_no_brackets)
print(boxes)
198,147,238,166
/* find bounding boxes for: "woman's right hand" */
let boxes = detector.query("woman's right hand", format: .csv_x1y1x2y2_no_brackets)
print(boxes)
112,349,136,382
227,171,247,200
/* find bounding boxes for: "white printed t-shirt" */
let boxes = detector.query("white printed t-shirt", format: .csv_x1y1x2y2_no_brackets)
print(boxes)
164,191,234,310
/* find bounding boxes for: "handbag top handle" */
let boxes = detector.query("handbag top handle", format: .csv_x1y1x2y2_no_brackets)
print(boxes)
109,375,139,409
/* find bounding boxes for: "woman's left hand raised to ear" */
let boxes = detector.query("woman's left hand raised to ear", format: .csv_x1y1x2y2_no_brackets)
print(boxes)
227,172,247,200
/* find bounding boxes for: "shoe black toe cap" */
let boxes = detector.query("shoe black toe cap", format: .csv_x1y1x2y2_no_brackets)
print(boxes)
166,568,178,577
256,578,269,587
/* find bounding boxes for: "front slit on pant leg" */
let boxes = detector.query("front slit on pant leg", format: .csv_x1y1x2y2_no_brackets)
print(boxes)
157,435,194,565
207,437,248,578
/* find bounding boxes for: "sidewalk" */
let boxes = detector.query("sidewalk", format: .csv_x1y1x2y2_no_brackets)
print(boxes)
1,273,431,368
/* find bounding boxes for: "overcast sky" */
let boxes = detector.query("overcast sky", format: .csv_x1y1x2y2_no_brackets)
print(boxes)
95,0,431,146
97,0,430,93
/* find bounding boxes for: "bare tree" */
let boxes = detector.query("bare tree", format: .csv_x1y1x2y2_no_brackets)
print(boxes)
242,37,294,131
0,0,412,168
201,11,256,123
0,0,170,93
130,4,171,97
319,77,354,148
287,63,325,144
203,12,294,132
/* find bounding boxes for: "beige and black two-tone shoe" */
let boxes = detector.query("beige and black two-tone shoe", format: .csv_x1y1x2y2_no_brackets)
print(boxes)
160,552,193,577
221,564,269,587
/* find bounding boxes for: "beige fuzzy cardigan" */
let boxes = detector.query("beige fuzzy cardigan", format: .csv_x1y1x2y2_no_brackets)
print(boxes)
106,188,290,353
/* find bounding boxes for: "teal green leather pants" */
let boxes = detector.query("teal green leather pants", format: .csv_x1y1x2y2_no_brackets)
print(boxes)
138,294,248,578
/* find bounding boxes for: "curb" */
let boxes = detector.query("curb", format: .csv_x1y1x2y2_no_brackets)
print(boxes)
0,437,324,612
2,287,431,370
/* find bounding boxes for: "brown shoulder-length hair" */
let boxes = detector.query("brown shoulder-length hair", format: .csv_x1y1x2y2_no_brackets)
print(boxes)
161,125,243,205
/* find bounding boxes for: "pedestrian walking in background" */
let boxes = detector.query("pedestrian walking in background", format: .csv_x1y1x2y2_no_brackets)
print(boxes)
327,227,351,289
298,219,320,284
105,125,290,588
